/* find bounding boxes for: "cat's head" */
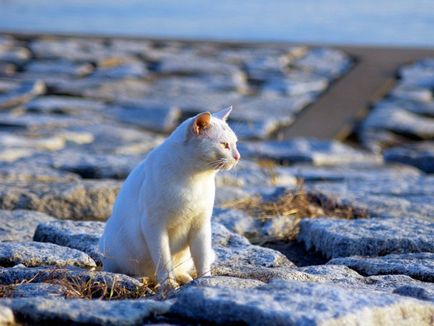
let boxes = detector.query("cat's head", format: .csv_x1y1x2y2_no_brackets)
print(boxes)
187,106,240,171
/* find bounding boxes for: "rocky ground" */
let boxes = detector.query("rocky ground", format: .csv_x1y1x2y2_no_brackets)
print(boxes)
0,34,433,325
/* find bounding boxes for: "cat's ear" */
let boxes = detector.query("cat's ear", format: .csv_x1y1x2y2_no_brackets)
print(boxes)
213,106,232,121
192,112,211,135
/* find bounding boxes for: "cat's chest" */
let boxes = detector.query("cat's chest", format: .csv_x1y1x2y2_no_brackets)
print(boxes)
168,178,215,221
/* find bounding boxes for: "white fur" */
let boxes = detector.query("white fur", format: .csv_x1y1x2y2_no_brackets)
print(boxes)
98,109,239,285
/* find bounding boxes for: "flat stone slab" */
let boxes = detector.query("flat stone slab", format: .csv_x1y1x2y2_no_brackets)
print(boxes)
384,142,434,173
0,210,55,242
212,222,293,269
64,123,163,156
0,241,96,268
0,113,88,131
3,283,67,298
171,280,434,326
213,208,300,244
239,138,381,165
33,220,105,264
217,159,297,188
361,105,434,140
1,298,171,326
32,150,141,179
0,80,45,109
106,103,181,133
0,162,80,183
329,252,434,282
308,176,434,220
293,47,352,79
24,60,94,77
298,264,434,303
26,95,105,114
280,162,421,182
0,179,120,220
298,217,434,258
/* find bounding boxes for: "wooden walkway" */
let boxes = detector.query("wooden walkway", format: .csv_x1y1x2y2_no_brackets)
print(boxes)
280,46,434,140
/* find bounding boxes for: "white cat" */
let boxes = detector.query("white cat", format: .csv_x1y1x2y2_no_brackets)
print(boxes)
98,107,240,289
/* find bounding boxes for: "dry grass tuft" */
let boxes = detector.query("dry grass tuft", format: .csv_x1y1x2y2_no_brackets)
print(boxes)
46,276,157,300
222,181,366,241
0,271,158,300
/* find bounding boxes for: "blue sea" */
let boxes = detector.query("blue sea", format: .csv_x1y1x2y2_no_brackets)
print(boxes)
0,0,434,47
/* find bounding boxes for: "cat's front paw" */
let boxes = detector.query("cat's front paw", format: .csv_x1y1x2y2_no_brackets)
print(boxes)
158,277,179,295
175,272,194,285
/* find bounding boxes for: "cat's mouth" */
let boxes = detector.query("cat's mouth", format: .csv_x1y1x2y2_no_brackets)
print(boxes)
221,160,238,171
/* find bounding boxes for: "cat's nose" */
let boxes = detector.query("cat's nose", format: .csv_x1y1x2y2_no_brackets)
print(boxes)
233,152,240,161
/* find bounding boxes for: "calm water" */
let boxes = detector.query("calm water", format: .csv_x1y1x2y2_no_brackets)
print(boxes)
1,0,434,47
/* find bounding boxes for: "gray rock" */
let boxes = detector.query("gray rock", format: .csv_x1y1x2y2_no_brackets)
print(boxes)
213,208,300,244
298,265,434,303
308,176,434,220
108,39,152,56
217,160,297,188
0,241,96,268
164,91,241,114
0,179,120,220
0,46,31,65
233,94,314,123
0,162,79,183
92,61,148,79
0,133,67,161
31,150,141,179
230,119,282,140
384,142,434,173
26,96,106,114
293,47,352,79
298,217,434,258
0,304,14,325
171,280,433,326
0,113,87,131
263,71,328,96
329,252,434,282
393,283,434,303
0,63,15,76
0,210,55,242
374,99,434,118
390,84,433,102
33,220,105,264
280,162,421,182
213,264,322,283
50,78,152,101
68,123,163,155
5,283,67,298
29,38,110,62
107,103,181,133
158,53,238,76
399,58,434,89
151,74,248,94
24,60,94,77
189,276,265,289
214,186,257,207
212,222,293,269
361,104,434,140
0,80,46,109
239,138,381,165
1,298,171,325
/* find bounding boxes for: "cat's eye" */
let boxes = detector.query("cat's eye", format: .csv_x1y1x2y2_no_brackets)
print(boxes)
220,142,230,150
